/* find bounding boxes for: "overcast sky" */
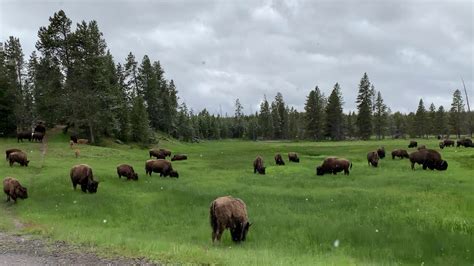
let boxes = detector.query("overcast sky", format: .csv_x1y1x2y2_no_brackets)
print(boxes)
1,0,473,114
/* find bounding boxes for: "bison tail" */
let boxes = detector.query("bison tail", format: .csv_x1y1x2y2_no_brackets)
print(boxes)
209,201,218,229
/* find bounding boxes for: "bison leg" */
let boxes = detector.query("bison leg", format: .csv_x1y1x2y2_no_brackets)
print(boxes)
6,195,10,202
216,227,225,242
344,169,349,175
253,167,257,174
80,184,87,193
411,162,415,170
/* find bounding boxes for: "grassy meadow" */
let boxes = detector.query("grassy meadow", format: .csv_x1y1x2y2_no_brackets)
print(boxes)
0,132,473,265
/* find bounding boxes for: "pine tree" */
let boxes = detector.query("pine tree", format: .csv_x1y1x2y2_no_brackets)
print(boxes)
415,99,427,138
345,111,356,139
427,103,436,137
356,73,373,140
373,91,388,139
325,83,344,140
115,63,131,141
450,89,465,138
130,95,151,143
304,86,325,140
233,99,245,138
435,106,448,137
272,92,288,139
258,95,273,139
392,111,406,138
124,52,139,96
0,43,17,135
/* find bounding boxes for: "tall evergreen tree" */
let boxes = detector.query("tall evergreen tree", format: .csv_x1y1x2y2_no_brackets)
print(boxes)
258,95,273,139
0,43,17,135
130,95,151,143
415,99,427,138
373,91,388,139
233,99,245,138
435,106,448,137
304,86,325,140
124,52,139,96
325,83,344,140
356,73,373,140
449,89,465,138
427,103,436,137
271,92,288,139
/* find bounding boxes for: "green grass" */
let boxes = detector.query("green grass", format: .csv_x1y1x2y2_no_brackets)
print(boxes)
1,133,473,265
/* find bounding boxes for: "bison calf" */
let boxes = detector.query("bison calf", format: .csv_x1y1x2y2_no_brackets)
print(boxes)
171,154,187,161
210,196,251,243
391,149,409,159
288,152,300,163
316,157,352,175
145,159,179,178
377,147,385,159
409,149,448,171
8,151,29,167
70,164,99,193
117,164,138,180
367,151,380,167
3,177,28,203
274,154,285,165
253,156,266,174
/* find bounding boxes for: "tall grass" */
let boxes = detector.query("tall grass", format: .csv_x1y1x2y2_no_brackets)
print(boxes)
1,134,473,265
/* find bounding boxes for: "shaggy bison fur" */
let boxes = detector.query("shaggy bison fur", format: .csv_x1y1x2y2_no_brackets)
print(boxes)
70,135,78,143
408,141,418,148
439,139,455,149
70,164,99,193
274,154,285,165
34,123,46,134
3,177,28,203
288,152,300,163
377,147,385,159
417,145,426,150
145,159,178,178
17,131,32,142
367,151,380,167
8,151,29,167
171,154,187,161
32,132,44,142
409,149,448,171
253,156,266,174
159,149,172,157
391,149,409,159
117,164,138,180
209,196,251,243
5,148,21,161
149,149,166,159
316,157,352,175
457,138,473,148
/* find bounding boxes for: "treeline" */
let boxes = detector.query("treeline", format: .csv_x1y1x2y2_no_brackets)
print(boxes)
0,10,472,143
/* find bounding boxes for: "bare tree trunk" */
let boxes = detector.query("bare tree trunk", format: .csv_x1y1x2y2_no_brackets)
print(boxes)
461,78,472,138
88,120,95,144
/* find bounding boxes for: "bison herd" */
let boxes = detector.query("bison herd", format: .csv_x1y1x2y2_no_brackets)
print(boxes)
3,134,473,244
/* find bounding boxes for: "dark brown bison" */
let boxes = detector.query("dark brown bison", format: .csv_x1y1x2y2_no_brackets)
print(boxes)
159,149,172,157
70,135,78,144
288,152,300,163
8,152,29,167
457,138,473,148
145,159,178,178
70,164,99,193
253,156,265,174
149,149,166,159
367,151,380,167
171,154,187,161
34,123,46,134
209,196,251,243
5,148,22,161
408,141,418,148
439,139,455,149
316,157,352,175
3,177,28,203
391,149,409,159
17,131,32,142
32,132,44,142
377,147,385,159
274,154,285,165
417,145,426,150
409,149,448,171
117,164,138,180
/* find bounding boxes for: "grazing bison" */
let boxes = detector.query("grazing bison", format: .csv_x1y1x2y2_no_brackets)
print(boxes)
3,177,28,203
34,123,46,134
367,151,380,167
171,154,187,161
253,156,266,175
70,164,99,193
159,149,172,157
5,148,21,161
209,196,251,243
32,132,44,142
145,159,179,178
316,157,352,175
288,152,300,163
17,131,32,142
439,139,455,149
274,154,285,165
70,135,78,143
409,149,448,171
391,149,409,159
417,145,426,150
8,152,29,167
117,164,138,180
77,139,89,144
377,147,385,159
408,141,418,148
149,149,166,159
457,138,473,148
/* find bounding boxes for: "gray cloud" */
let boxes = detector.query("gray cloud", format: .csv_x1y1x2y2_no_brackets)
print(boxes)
1,0,472,114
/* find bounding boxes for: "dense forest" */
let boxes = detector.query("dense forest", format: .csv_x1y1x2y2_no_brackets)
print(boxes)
0,10,472,143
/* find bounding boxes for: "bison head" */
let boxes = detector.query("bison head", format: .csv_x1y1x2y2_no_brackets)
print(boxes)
15,186,28,199
436,160,448,171
170,170,179,178
132,172,139,180
230,221,251,243
24,160,30,167
439,142,444,149
257,167,265,175
316,166,324,176
294,158,300,163
87,180,99,193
